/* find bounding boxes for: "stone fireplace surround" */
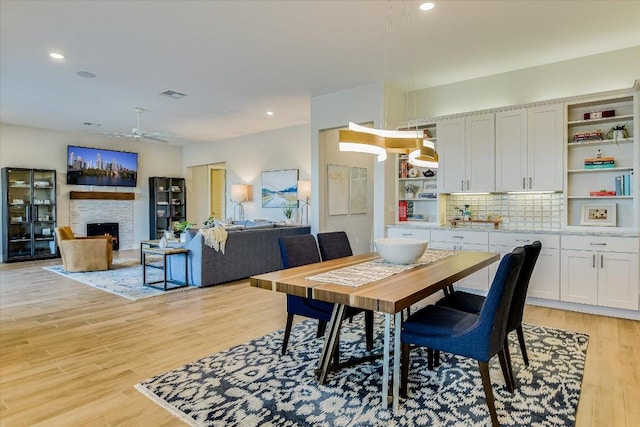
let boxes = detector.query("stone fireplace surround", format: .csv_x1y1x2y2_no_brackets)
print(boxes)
70,199,134,250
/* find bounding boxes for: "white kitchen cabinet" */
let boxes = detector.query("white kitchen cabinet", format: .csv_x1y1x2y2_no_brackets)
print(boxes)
430,230,489,291
561,235,639,310
527,104,564,191
495,104,563,192
386,227,430,241
488,233,560,300
438,113,495,193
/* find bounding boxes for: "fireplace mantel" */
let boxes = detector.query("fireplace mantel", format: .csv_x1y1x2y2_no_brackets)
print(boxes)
70,191,135,200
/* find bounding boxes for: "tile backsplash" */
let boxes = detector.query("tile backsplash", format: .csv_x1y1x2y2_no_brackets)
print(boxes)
445,193,564,231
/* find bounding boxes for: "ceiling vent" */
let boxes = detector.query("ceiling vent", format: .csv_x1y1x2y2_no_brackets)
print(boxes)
159,90,187,99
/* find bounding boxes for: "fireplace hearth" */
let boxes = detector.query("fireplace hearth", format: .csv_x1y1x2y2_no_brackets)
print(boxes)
87,222,120,251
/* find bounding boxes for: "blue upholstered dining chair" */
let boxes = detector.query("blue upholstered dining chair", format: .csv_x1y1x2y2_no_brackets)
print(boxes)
317,231,353,261
317,231,374,349
400,247,525,427
278,234,373,356
435,241,542,368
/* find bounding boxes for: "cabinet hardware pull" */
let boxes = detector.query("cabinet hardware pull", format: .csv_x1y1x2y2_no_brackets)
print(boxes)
522,177,526,190
592,254,595,268
452,236,464,239
461,180,464,191
466,180,470,190
589,243,607,246
515,239,530,242
529,177,532,189
600,255,603,269
401,233,412,236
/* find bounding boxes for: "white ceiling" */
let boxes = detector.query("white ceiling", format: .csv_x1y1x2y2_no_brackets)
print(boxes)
1,0,639,146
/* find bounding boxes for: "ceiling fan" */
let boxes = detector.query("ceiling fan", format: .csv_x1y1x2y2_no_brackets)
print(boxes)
94,107,170,143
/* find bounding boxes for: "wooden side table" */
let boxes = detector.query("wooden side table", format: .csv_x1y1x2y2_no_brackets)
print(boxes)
142,247,189,291
140,239,160,264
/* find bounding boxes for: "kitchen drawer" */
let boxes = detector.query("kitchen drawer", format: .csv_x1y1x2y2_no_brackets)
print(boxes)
386,227,430,241
561,235,639,253
489,232,559,249
431,229,488,245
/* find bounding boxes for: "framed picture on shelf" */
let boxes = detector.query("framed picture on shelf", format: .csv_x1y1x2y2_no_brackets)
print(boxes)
580,202,617,227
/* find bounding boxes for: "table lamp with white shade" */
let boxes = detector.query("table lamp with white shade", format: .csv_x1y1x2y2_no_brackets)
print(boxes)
297,180,311,225
230,184,249,221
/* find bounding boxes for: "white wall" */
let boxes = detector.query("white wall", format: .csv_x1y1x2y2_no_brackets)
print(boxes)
318,128,374,254
414,46,640,119
0,123,184,255
311,82,397,243
181,124,311,223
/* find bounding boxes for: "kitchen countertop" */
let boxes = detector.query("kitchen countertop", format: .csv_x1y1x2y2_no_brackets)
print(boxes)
387,223,640,238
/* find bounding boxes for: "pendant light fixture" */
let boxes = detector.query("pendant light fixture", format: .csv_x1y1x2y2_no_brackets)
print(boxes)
338,1,438,168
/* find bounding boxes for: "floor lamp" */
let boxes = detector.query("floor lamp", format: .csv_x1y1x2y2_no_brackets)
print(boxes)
230,184,249,222
297,180,311,225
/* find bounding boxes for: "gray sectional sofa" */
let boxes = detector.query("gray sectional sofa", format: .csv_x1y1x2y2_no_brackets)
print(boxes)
166,224,311,287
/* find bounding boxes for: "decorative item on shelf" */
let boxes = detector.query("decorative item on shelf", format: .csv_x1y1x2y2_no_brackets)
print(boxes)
408,168,419,178
605,124,629,141
590,190,617,197
422,169,436,177
572,130,603,142
170,186,181,192
583,110,615,120
580,202,617,227
404,183,420,199
614,173,632,196
584,156,614,169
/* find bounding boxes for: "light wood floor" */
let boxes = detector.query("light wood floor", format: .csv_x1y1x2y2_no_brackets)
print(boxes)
1,250,638,426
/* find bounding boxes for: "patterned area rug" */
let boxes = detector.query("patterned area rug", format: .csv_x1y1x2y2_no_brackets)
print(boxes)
43,257,195,301
136,316,588,426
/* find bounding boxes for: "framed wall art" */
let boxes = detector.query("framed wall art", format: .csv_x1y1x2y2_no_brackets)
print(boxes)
349,166,367,214
261,169,299,208
580,202,616,227
327,164,349,215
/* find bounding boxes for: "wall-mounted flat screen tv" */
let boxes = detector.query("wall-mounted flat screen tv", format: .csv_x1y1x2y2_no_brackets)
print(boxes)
67,145,138,187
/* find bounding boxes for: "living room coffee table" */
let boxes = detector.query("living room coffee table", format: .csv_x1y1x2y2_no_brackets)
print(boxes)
142,247,189,291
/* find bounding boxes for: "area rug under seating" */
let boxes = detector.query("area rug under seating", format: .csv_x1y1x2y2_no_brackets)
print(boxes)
43,258,194,301
136,316,588,426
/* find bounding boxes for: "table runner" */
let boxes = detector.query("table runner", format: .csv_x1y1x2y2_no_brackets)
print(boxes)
306,249,456,287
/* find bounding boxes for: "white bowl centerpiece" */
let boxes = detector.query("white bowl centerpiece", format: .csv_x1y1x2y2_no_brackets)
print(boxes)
374,238,428,265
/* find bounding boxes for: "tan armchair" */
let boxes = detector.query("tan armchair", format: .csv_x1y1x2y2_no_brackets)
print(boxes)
55,226,113,272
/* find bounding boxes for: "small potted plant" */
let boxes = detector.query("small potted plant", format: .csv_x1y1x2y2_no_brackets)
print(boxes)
174,220,195,242
606,124,629,140
404,183,420,199
282,201,296,223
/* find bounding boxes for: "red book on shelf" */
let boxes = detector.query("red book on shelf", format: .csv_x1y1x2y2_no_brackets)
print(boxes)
398,201,408,221
589,191,617,196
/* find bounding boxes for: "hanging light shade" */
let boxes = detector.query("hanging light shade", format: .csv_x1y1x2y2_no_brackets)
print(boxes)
408,132,438,168
339,122,424,162
340,122,438,168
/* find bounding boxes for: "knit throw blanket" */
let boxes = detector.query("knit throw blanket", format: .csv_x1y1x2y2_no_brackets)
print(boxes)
199,226,228,254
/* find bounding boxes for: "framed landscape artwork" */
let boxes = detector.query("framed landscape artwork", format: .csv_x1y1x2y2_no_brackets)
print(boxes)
261,169,299,208
580,202,616,226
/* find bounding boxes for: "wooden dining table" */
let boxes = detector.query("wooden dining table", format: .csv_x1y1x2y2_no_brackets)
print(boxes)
250,249,499,411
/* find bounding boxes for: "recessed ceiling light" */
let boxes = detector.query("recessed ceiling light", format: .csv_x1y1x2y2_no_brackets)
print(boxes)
76,71,96,78
49,52,64,59
159,90,187,99
266,111,274,116
419,2,435,11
